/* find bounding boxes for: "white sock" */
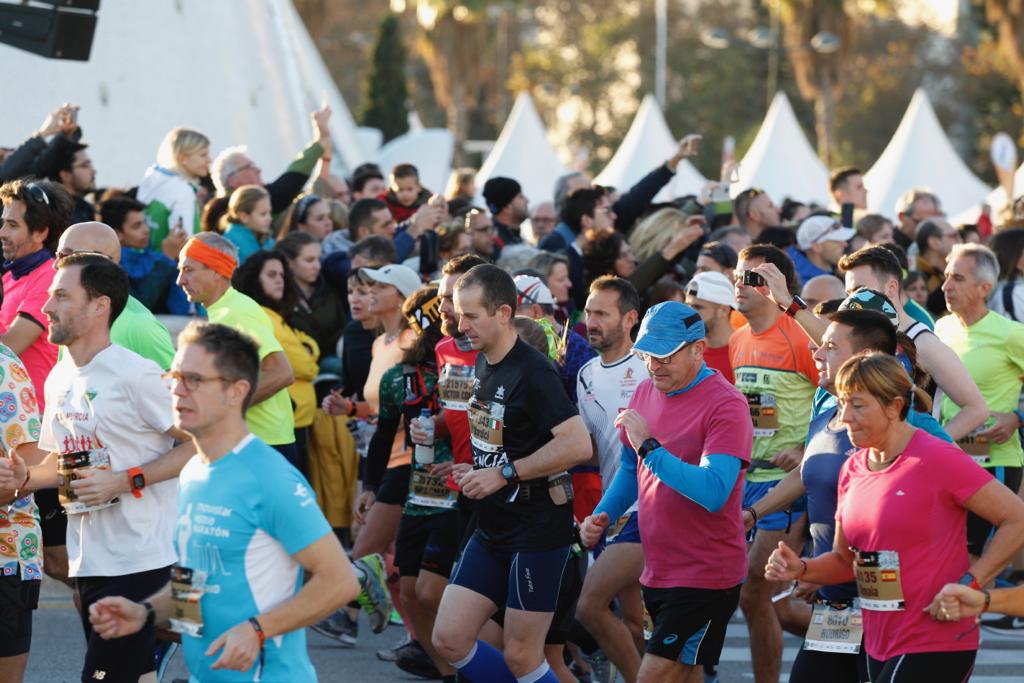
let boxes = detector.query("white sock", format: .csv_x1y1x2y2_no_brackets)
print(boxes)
516,661,552,683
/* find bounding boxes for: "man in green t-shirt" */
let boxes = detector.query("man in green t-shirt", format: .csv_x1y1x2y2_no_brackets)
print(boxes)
937,243,1024,560
175,233,296,458
56,222,176,370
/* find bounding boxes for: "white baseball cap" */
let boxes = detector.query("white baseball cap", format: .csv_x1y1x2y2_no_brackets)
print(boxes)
513,275,555,306
361,264,422,298
796,215,855,251
685,271,737,309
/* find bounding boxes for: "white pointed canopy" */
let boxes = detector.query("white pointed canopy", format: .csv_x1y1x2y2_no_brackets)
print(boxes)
864,89,991,219
595,94,706,201
0,0,368,186
730,92,831,206
475,92,569,205
375,129,455,195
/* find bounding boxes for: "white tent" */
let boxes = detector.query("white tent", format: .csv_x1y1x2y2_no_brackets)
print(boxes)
730,92,831,206
595,94,706,201
0,0,368,186
949,162,1024,225
864,89,991,219
375,129,455,195
475,92,569,205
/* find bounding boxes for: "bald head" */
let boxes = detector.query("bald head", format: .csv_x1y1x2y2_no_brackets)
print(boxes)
801,274,847,311
59,222,122,264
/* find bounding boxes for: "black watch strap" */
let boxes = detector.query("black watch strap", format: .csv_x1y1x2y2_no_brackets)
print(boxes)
638,438,661,459
141,600,156,630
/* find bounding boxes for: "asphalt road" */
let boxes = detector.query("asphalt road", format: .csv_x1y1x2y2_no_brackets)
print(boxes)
25,577,1024,682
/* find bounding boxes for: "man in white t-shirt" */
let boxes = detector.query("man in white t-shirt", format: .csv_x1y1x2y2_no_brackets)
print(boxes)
0,253,195,683
574,276,647,683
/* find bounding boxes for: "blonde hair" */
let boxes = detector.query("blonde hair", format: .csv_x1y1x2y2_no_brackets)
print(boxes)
326,198,349,233
835,352,913,420
445,168,477,200
629,207,686,261
220,185,269,232
157,127,210,178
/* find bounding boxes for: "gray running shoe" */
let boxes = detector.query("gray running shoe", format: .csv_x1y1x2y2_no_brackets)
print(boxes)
310,608,358,646
355,553,393,635
376,632,414,661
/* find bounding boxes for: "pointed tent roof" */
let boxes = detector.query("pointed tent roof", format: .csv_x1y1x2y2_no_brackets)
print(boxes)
475,92,569,205
375,129,455,195
864,89,991,219
0,0,367,186
730,92,831,206
595,94,706,201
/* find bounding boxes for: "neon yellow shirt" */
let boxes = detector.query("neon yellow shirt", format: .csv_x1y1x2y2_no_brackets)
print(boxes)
936,311,1024,468
207,288,295,445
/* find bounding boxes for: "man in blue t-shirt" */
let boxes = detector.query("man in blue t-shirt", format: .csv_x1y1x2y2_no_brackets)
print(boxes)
86,323,389,681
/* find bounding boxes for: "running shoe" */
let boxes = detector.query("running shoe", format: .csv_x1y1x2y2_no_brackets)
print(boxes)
395,640,443,679
311,608,358,646
377,632,414,661
581,649,615,683
390,607,405,626
354,553,393,635
980,614,1024,638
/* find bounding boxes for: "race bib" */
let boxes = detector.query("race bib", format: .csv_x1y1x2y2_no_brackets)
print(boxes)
746,393,779,436
468,396,504,460
804,602,863,653
57,448,120,515
606,512,631,541
438,365,475,412
853,550,905,611
169,564,206,637
957,427,990,461
408,466,458,509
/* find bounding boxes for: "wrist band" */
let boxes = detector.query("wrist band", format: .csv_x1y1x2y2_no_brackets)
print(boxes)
798,559,808,580
981,589,991,613
13,468,31,499
744,506,759,525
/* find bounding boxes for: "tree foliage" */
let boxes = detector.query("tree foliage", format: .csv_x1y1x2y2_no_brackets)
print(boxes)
360,14,410,142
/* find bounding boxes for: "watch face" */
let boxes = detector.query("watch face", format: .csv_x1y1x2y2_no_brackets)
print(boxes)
501,463,514,480
132,475,144,489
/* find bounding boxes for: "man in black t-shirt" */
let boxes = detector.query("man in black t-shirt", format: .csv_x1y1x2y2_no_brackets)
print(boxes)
431,264,591,683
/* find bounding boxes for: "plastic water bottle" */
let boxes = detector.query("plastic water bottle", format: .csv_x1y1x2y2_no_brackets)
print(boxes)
414,409,435,465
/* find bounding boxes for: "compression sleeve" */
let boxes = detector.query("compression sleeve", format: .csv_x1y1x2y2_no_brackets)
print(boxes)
641,450,742,512
593,444,639,521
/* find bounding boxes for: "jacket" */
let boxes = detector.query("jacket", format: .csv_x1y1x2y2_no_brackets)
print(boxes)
264,307,320,428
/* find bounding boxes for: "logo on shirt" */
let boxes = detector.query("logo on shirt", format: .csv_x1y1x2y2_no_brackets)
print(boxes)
895,490,905,496
294,483,309,498
495,385,505,400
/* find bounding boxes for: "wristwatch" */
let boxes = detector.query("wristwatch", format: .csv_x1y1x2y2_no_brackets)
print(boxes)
141,600,156,630
779,295,808,318
500,462,519,485
128,467,146,499
638,438,662,459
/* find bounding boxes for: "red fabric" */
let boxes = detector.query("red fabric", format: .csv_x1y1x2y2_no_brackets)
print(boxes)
435,336,478,490
702,343,734,385
1,262,57,412
571,471,603,522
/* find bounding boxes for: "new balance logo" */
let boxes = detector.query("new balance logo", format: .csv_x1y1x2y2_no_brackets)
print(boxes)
92,671,107,680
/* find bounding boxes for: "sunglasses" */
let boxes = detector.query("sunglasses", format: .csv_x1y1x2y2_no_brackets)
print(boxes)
26,183,50,207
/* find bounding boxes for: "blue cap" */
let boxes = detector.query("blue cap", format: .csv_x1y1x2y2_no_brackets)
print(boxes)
633,301,706,357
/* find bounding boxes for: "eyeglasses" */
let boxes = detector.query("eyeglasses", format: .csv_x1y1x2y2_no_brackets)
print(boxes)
26,183,50,207
227,161,256,179
162,371,238,393
633,342,691,365
52,249,111,270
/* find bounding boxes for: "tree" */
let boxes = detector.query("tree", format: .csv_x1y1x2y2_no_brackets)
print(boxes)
359,14,410,142
984,0,1024,106
774,0,849,167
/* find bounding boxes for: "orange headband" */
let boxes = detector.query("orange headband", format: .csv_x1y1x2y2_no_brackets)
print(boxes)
181,238,237,279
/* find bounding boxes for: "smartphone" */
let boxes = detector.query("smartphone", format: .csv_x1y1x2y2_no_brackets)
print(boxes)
840,203,854,228
742,270,766,287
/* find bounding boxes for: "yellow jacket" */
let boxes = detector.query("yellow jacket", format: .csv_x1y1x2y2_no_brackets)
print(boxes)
263,307,320,428
307,409,359,528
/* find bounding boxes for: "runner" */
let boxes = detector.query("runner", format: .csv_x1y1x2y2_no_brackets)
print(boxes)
574,275,647,683
431,264,591,683
85,322,369,682
580,300,753,682
0,343,46,683
364,285,461,682
175,233,297,462
731,245,817,683
743,308,951,683
0,253,195,683
765,352,1024,683
936,244,1024,568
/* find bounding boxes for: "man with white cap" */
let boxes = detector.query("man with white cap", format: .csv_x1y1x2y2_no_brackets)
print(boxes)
786,215,855,287
512,274,595,403
685,271,737,384
580,301,753,683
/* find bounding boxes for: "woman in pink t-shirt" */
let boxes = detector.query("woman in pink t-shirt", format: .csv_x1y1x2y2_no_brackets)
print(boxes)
765,352,1024,682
